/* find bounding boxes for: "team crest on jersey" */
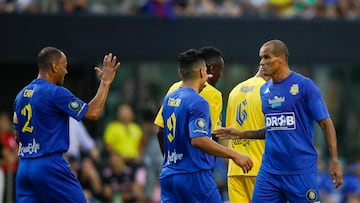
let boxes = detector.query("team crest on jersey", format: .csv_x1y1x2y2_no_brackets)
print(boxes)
195,118,206,130
290,84,299,95
306,189,318,202
68,100,81,111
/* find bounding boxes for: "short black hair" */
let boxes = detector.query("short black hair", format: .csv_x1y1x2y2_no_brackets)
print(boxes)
37,47,63,70
177,49,205,80
199,46,223,64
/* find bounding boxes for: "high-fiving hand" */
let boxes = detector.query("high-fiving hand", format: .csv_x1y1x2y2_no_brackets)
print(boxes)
95,53,121,84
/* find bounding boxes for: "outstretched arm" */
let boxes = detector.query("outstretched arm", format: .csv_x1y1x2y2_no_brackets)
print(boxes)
319,118,343,189
85,53,121,120
213,127,266,140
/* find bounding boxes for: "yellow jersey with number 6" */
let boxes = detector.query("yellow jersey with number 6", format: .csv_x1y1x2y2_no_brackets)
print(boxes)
226,77,266,176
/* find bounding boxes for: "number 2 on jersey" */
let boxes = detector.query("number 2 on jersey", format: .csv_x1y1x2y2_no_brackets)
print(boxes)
21,103,34,133
166,113,176,142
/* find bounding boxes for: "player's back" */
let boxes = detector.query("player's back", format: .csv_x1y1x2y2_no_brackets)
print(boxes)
14,79,75,158
160,87,213,179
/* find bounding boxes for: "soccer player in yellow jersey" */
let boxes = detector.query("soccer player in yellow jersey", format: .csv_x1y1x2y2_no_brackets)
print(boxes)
154,46,224,154
226,66,270,203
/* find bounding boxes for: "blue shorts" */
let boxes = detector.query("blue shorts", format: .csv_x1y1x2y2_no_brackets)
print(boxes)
160,170,221,203
16,153,86,203
252,169,320,203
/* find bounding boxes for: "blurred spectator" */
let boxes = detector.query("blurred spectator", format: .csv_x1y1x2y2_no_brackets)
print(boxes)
101,152,143,203
141,107,162,203
0,112,17,203
0,0,15,12
268,0,295,18
77,156,103,203
217,0,242,17
246,0,269,17
141,0,176,20
62,0,88,13
14,0,41,12
338,0,360,19
67,117,100,163
194,0,217,16
322,0,337,18
88,0,141,14
173,0,193,16
118,0,142,15
103,103,144,172
66,117,102,202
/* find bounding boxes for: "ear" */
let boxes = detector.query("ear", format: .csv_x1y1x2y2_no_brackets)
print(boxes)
51,62,58,73
200,66,206,79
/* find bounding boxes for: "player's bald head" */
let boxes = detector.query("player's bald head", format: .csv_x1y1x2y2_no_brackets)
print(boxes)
263,40,289,61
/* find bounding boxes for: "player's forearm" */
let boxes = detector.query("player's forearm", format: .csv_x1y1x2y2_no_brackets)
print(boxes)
232,127,265,139
192,136,237,159
243,128,266,139
85,81,111,120
157,127,165,157
213,127,265,140
320,118,339,162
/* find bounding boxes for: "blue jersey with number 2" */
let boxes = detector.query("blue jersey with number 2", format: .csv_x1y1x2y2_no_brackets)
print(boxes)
13,79,88,159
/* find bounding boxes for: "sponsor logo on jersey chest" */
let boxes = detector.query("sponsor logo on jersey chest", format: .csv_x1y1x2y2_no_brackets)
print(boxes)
268,96,285,108
265,112,296,131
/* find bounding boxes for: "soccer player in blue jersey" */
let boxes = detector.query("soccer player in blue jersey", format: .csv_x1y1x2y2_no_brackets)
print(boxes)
214,39,343,203
160,48,253,203
13,47,121,203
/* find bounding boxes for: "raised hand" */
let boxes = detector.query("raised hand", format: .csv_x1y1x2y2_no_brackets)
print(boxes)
95,53,121,84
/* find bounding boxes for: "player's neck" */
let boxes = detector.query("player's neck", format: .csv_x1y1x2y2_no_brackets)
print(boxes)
37,72,56,84
272,67,291,83
181,80,202,93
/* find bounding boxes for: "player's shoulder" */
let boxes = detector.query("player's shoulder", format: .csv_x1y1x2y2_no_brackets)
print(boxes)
230,76,261,93
291,72,317,88
167,81,182,94
201,83,221,96
291,71,311,81
191,93,209,107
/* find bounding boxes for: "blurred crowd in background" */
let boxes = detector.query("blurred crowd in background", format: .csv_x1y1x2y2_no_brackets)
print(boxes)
0,0,360,20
